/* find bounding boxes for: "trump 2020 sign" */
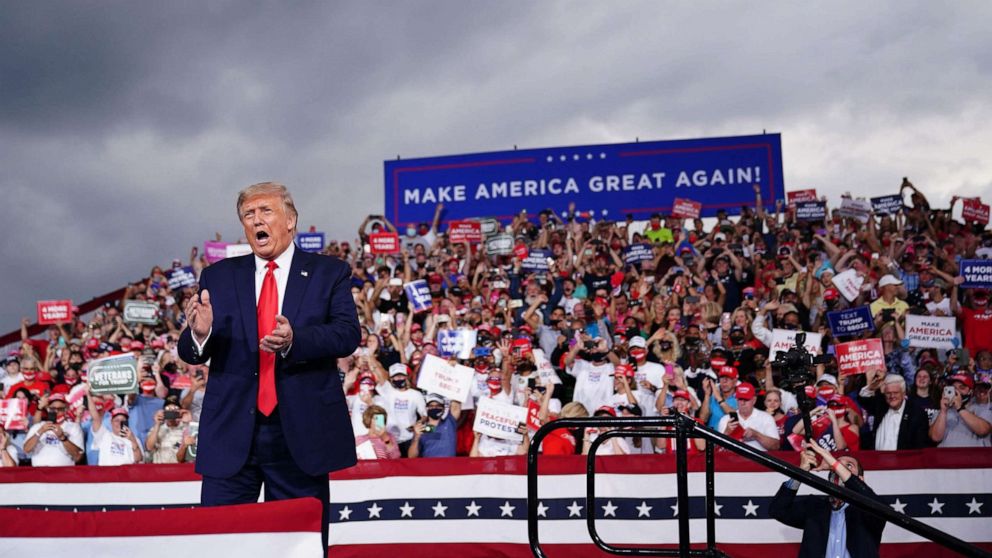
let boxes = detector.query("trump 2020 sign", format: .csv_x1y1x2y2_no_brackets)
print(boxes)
384,133,784,225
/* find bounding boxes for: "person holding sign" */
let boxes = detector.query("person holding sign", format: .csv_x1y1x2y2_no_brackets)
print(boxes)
177,183,360,551
86,391,143,466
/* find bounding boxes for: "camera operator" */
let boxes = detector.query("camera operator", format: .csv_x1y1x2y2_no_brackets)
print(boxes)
769,440,885,558
23,393,83,466
147,395,193,463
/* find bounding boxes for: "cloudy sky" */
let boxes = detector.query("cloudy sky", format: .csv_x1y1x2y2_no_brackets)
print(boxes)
2,1,991,332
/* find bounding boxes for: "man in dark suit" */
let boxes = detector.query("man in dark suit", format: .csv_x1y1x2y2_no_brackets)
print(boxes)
179,182,360,553
770,440,886,558
858,372,930,450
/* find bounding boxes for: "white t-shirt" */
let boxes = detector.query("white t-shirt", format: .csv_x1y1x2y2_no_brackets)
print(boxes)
92,427,139,466
716,408,780,451
347,394,373,436
926,297,952,317
2,444,18,466
567,359,615,415
376,382,426,443
26,421,84,467
587,431,631,455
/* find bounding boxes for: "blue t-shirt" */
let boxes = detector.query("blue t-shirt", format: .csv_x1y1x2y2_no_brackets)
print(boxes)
417,414,457,458
707,393,738,429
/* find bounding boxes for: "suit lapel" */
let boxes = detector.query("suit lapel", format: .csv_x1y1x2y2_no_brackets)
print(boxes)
234,255,259,354
282,248,313,324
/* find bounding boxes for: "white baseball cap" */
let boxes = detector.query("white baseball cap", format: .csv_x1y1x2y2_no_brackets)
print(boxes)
878,275,903,288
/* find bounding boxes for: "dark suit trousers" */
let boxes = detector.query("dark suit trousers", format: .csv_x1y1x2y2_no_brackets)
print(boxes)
200,408,330,556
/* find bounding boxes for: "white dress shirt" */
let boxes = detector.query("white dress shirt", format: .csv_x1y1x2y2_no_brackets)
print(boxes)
874,399,905,451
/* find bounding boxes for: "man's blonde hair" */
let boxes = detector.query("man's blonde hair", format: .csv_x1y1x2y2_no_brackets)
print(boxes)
236,182,298,225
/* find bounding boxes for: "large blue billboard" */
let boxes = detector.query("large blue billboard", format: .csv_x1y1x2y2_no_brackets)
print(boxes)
384,133,784,226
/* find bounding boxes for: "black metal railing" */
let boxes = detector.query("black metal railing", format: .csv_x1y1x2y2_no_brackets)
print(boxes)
527,413,990,558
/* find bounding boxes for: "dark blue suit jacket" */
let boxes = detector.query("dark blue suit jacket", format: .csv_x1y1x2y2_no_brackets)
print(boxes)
178,249,360,478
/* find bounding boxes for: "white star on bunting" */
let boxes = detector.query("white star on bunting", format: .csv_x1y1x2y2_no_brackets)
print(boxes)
965,497,984,515
742,500,759,517
928,498,944,515
567,501,583,517
890,499,907,514
670,502,679,517
713,501,722,516
465,501,482,517
499,501,516,517
399,501,415,518
636,501,653,518
432,501,447,517
602,501,618,517
338,506,352,521
367,503,382,519
536,502,549,517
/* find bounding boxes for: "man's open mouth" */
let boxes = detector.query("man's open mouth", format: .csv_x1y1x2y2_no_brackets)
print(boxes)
255,230,271,245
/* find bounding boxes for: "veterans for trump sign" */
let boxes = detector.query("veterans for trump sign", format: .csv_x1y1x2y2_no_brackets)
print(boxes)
906,315,957,350
473,397,528,442
87,354,139,395
36,300,72,325
835,339,885,376
123,301,160,325
484,233,513,256
416,354,474,403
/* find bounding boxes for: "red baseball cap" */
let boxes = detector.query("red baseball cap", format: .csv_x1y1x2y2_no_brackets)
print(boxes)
672,389,692,401
710,357,727,369
48,393,67,403
595,405,617,417
735,382,756,401
718,366,739,380
110,407,130,419
823,288,840,301
950,374,975,390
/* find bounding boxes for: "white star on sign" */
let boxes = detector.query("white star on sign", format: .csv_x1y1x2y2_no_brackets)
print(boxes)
567,501,584,517
546,156,553,162
338,506,352,521
573,154,580,161
465,501,482,517
890,499,907,514
742,500,759,517
367,503,382,519
636,501,653,518
559,155,567,162
499,501,516,517
599,152,606,159
399,501,415,518
966,497,984,515
432,501,447,517
928,498,944,515
536,502,549,517
602,501,618,517
586,153,593,160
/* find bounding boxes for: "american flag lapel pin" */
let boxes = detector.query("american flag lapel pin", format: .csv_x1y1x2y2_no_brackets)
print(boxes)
301,270,308,277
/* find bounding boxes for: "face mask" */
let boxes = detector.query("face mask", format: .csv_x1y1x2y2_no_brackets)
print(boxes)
65,376,79,386
660,342,673,351
427,408,444,420
730,335,744,345
630,348,647,361
359,382,374,394
391,378,407,389
22,371,36,382
487,378,502,393
782,323,799,331
832,409,846,419
69,362,83,371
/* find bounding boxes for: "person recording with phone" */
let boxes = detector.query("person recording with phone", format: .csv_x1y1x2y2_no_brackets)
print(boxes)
770,439,885,558
929,373,992,447
147,395,193,464
86,387,143,466
354,405,400,460
23,393,83,466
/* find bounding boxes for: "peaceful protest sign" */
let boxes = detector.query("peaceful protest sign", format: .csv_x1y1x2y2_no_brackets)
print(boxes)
369,232,401,254
905,315,957,350
826,306,874,337
959,259,992,289
123,300,160,325
0,398,28,431
521,249,552,273
36,300,72,325
416,354,474,403
770,329,822,356
835,338,885,376
671,198,701,219
166,266,197,290
296,232,325,253
448,221,482,243
473,396,528,442
787,189,818,204
623,243,655,265
485,233,514,256
438,329,477,360
404,280,433,312
831,269,865,302
87,354,139,395
871,194,903,215
795,201,827,221
838,198,872,223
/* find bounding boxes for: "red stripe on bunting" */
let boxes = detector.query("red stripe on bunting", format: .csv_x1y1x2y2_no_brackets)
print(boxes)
0,498,322,537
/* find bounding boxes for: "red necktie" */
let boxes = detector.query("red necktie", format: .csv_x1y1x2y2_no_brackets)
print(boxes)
257,260,279,415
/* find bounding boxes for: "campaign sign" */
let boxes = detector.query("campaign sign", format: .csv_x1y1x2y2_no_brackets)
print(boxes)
671,198,702,219
166,266,197,290
404,280,433,312
906,315,957,350
835,338,885,376
448,221,482,243
437,329,477,360
485,233,514,256
960,260,992,289
0,398,28,431
533,348,561,385
826,306,874,337
87,354,139,395
479,218,501,238
787,189,818,204
416,354,474,403
623,243,655,265
521,248,552,273
770,329,822,357
385,134,785,225
871,194,903,215
473,396,528,442
296,232,325,253
369,232,401,254
963,198,990,224
123,301,160,325
838,198,872,223
36,300,72,325
225,244,252,258
795,201,827,222
203,241,228,263
831,269,865,302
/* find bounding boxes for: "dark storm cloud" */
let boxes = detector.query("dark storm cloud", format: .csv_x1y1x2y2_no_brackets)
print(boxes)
1,1,991,332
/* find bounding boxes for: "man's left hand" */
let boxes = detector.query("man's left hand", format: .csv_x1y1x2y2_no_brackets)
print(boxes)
261,315,293,353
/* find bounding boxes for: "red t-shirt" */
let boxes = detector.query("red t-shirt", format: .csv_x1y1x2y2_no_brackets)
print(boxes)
541,429,577,455
22,338,50,363
962,307,992,355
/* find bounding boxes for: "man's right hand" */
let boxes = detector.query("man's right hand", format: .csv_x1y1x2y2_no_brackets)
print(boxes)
184,289,213,343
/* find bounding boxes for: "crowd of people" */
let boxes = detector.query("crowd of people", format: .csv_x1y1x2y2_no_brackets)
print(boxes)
2,179,991,467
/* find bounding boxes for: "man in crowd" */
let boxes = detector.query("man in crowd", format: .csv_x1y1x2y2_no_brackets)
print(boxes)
930,373,992,447
858,372,930,450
